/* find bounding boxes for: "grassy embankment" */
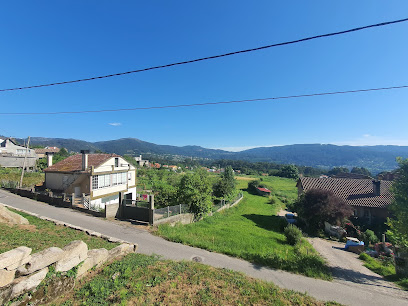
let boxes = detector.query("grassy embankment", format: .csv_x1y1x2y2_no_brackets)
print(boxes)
156,175,331,280
359,253,408,290
0,168,44,188
59,253,338,305
0,209,117,253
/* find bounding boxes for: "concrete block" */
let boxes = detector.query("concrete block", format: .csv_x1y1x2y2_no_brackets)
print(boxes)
17,247,63,275
108,244,137,259
0,269,15,288
0,247,32,270
55,241,88,272
76,248,109,278
11,267,48,298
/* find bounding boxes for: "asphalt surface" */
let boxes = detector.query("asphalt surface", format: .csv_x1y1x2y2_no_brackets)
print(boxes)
1,189,408,306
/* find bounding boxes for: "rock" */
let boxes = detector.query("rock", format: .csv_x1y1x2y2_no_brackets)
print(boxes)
0,269,15,288
86,230,102,238
0,246,32,270
17,247,63,275
76,248,109,278
108,244,137,258
0,284,12,305
55,241,88,272
0,204,29,225
11,267,48,299
108,237,122,243
5,255,31,271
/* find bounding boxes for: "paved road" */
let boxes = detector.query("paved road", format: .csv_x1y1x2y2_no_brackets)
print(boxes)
1,189,408,306
309,237,408,300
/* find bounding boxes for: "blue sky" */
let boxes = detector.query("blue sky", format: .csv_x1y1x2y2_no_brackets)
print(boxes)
1,1,407,151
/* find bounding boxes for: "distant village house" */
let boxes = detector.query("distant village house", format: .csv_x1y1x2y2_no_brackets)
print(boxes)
0,137,37,169
297,177,393,225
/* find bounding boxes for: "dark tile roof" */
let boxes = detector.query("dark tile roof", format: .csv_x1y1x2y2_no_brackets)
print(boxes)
298,177,393,208
35,148,60,154
44,153,120,173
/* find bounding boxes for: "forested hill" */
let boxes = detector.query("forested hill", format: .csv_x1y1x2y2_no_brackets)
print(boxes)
13,137,408,173
233,144,408,174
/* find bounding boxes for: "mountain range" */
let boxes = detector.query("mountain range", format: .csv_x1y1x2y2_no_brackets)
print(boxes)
15,137,408,174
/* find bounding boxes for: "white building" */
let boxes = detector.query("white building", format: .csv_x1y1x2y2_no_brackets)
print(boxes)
44,150,136,210
0,137,37,169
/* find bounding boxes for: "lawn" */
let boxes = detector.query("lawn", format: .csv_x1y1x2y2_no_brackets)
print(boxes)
58,253,337,305
0,209,118,253
156,176,331,280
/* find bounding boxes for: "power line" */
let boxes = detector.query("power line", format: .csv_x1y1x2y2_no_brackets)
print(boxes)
2,84,408,115
1,17,408,92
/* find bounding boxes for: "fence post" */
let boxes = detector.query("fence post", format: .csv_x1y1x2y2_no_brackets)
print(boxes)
71,193,75,208
179,204,182,215
149,194,154,225
167,206,170,218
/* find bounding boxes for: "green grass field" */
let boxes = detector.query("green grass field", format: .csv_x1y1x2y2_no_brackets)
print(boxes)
59,253,337,305
0,209,118,253
156,176,331,280
0,168,44,188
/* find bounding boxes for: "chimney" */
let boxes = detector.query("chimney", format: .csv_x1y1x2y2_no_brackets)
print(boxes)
81,150,90,171
372,180,381,196
46,152,54,167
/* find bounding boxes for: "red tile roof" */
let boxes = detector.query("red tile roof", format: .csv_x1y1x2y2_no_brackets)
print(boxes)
44,153,120,173
298,177,393,208
257,187,271,193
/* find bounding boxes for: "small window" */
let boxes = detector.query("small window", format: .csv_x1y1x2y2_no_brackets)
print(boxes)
128,172,132,180
115,158,119,167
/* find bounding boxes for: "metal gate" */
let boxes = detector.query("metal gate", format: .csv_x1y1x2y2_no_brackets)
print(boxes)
121,199,151,224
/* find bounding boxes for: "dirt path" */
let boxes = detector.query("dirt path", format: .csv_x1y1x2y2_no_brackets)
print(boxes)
309,237,408,300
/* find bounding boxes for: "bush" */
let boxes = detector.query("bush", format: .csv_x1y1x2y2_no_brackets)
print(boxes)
362,229,379,246
284,224,303,245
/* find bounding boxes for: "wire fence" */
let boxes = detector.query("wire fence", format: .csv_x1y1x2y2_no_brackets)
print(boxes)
153,204,189,222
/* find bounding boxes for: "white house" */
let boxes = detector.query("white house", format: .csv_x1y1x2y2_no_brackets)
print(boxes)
0,137,37,169
44,150,136,210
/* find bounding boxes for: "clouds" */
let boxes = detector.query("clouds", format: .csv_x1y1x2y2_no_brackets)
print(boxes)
108,123,122,126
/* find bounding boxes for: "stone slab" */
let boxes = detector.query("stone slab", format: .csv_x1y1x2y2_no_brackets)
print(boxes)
0,247,32,270
17,247,63,275
0,269,15,288
11,267,48,299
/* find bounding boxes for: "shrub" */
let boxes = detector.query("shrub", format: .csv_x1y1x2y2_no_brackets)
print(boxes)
284,224,303,245
362,229,379,246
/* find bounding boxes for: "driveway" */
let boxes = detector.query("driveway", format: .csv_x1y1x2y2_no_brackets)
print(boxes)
309,237,408,300
1,189,408,306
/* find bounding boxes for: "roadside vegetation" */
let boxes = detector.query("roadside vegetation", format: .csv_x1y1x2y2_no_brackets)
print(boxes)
0,168,44,188
58,253,337,305
0,209,117,253
359,253,408,290
156,176,331,280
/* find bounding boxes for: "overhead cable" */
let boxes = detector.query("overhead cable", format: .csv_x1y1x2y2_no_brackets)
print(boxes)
2,84,408,115
1,17,408,92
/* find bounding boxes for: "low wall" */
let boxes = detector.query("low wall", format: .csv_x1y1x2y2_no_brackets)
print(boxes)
154,213,194,226
0,241,138,305
4,188,71,208
105,203,120,219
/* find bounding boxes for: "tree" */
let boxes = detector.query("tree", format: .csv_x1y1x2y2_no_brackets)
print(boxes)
294,189,353,233
277,165,299,179
328,167,349,176
351,167,372,177
213,166,236,199
178,168,213,219
387,158,408,250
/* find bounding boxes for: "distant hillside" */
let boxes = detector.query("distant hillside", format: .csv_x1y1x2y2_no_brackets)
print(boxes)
233,144,408,174
15,136,408,174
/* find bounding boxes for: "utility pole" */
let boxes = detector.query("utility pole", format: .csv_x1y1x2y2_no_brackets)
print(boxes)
19,136,30,188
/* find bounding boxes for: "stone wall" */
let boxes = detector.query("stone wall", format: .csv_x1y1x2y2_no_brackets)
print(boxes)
105,203,120,219
0,241,138,305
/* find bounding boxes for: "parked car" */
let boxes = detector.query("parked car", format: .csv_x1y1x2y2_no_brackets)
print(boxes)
285,213,297,224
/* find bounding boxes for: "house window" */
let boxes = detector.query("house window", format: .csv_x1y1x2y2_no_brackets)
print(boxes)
112,173,117,186
115,158,119,168
92,176,98,190
128,172,132,181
